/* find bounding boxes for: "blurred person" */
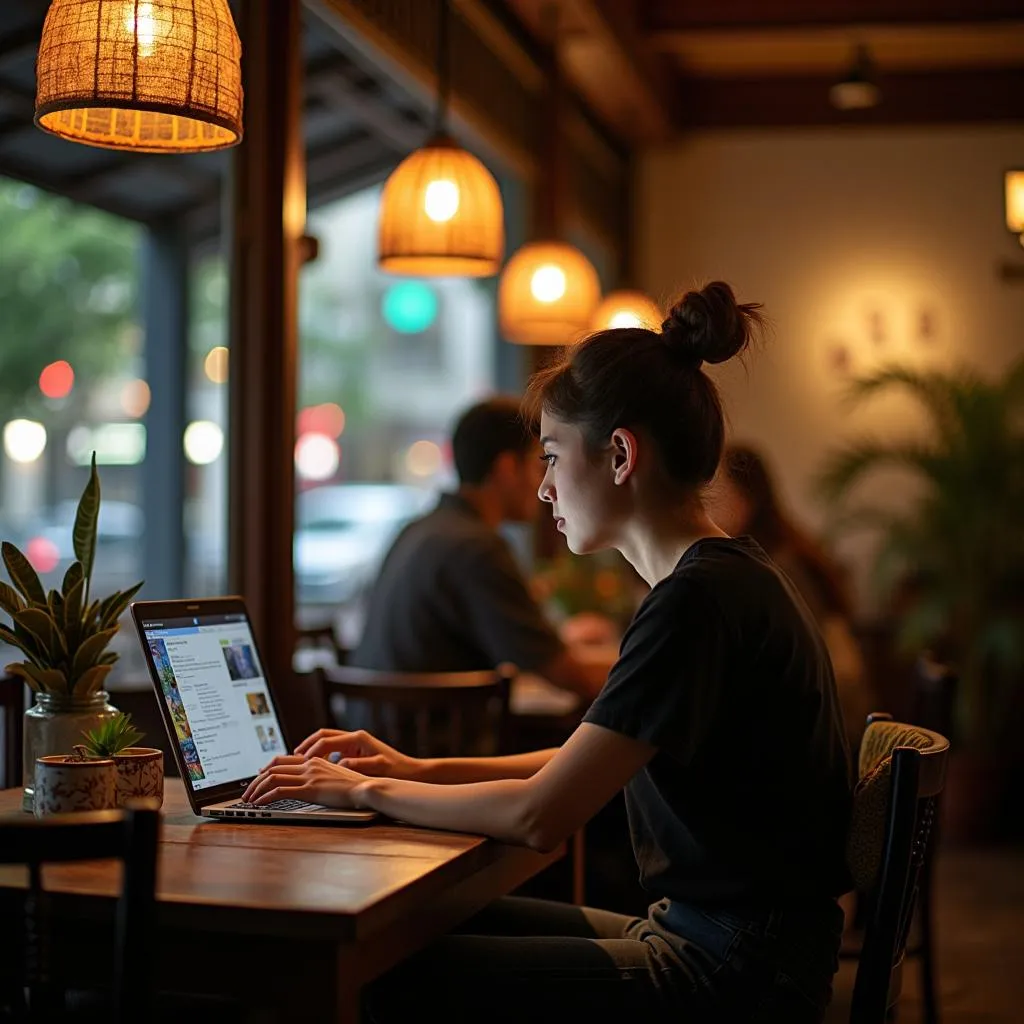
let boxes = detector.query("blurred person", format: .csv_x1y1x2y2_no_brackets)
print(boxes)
351,396,613,700
713,444,875,754
247,283,852,1024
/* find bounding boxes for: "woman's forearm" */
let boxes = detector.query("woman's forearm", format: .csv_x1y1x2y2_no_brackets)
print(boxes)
412,748,558,784
353,775,547,848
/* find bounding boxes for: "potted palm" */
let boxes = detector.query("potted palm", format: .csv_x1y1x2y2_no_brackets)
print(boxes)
0,454,143,810
818,359,1024,835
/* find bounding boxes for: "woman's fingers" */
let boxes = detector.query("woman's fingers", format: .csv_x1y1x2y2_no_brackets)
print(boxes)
243,765,308,802
252,783,313,807
294,728,340,755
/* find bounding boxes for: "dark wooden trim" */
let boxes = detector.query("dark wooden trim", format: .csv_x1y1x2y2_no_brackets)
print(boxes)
643,0,1024,31
676,67,1024,127
228,1,304,684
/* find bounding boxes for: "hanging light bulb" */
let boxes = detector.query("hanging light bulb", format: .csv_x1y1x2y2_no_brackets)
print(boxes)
498,241,601,346
590,290,663,332
35,0,243,152
377,0,504,276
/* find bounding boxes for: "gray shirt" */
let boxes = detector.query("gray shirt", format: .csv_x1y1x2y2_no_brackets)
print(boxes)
352,494,564,674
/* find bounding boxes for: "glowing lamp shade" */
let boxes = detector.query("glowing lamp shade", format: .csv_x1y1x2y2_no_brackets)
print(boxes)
590,290,664,332
1005,170,1024,234
378,136,504,277
498,241,601,346
35,0,243,153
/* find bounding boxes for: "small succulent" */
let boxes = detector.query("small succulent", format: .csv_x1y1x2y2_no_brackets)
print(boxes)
81,712,143,758
0,453,143,695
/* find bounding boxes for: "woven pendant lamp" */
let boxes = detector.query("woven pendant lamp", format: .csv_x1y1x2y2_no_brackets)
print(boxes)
35,0,243,153
377,0,503,277
590,290,663,332
378,134,504,276
498,241,600,346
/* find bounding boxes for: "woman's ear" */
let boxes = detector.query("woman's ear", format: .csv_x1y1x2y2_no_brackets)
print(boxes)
609,428,638,486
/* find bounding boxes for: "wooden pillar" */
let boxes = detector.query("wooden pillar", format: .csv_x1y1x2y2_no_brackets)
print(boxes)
141,222,188,600
228,0,305,684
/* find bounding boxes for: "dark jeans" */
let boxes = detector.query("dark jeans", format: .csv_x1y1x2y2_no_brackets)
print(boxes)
365,895,844,1023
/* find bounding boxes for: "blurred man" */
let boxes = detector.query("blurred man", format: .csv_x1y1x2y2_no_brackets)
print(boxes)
352,396,609,700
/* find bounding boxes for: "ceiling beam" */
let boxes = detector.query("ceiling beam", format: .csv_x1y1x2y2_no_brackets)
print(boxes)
559,0,679,141
675,67,1024,128
306,62,425,150
644,0,1024,32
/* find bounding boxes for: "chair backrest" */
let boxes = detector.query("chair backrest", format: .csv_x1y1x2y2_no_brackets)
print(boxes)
0,673,25,790
847,713,950,1024
316,664,514,758
0,805,159,1024
294,624,349,665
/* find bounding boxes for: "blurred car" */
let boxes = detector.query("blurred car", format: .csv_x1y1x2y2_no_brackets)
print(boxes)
293,483,434,607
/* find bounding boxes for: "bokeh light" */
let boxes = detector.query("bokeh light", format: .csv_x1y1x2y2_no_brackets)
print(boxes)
405,439,443,477
204,346,229,384
382,281,438,334
183,420,224,465
295,432,339,481
39,360,74,400
3,419,47,463
120,378,151,418
297,403,345,439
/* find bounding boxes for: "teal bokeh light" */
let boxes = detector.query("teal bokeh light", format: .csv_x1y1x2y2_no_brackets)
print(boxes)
382,281,438,334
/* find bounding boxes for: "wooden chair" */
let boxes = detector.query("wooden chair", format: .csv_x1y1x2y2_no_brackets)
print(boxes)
847,713,950,1024
316,663,513,759
0,805,159,1024
294,623,349,665
0,673,25,790
315,663,589,904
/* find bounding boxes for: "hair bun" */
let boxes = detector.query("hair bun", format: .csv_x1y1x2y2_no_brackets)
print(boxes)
661,281,765,367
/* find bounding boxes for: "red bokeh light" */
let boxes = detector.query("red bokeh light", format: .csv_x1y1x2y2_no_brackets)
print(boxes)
25,536,60,575
297,403,345,439
39,360,74,400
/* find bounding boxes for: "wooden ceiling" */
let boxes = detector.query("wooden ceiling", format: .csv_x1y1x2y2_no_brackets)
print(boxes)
495,0,1024,142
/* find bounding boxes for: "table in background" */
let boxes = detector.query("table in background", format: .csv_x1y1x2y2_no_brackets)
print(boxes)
0,780,561,1023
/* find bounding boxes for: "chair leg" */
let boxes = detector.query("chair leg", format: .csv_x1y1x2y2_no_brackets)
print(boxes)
919,883,939,1024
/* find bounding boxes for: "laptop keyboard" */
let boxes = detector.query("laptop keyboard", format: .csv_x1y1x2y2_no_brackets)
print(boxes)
227,798,325,812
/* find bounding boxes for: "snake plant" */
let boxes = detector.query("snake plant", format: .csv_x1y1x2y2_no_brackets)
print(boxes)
0,453,143,695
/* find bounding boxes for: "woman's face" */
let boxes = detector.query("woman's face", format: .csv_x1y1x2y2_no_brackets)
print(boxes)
709,470,753,536
537,412,622,555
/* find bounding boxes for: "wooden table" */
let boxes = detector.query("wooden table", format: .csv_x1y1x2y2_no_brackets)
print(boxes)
0,780,561,1022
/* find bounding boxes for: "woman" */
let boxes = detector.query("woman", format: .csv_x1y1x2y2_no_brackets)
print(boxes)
714,444,874,754
243,282,853,1023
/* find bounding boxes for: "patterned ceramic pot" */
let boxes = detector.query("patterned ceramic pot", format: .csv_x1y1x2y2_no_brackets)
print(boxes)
33,754,117,817
112,747,164,808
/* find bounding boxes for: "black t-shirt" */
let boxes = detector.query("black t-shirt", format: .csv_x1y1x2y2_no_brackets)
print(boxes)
584,536,853,908
353,494,564,674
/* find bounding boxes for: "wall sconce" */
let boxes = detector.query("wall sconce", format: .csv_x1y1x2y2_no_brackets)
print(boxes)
1004,170,1024,246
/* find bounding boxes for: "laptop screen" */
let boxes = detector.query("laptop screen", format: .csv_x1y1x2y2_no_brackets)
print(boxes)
139,610,286,791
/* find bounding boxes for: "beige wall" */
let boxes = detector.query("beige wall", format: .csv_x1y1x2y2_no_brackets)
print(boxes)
638,126,1024,614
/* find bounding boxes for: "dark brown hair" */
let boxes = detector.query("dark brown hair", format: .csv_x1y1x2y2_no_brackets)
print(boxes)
723,444,853,618
524,281,766,490
452,396,537,485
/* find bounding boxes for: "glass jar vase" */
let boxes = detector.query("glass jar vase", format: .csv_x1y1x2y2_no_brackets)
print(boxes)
22,691,119,811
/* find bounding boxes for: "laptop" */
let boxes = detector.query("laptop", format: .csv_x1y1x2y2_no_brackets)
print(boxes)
131,596,377,825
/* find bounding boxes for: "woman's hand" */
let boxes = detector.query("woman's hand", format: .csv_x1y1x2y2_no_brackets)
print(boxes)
293,728,422,780
241,756,371,808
